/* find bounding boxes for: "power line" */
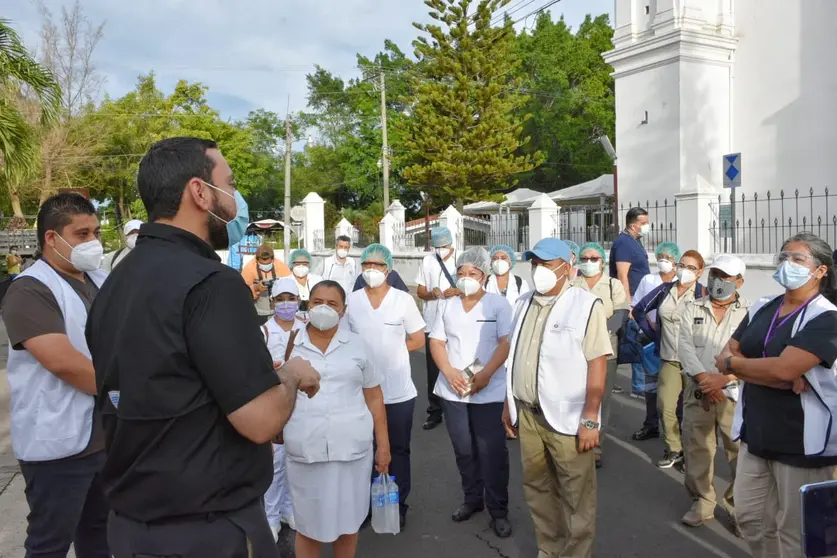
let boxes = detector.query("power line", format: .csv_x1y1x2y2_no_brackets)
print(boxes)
490,0,540,26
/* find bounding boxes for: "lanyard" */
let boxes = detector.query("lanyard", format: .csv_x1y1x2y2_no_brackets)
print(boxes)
762,294,818,357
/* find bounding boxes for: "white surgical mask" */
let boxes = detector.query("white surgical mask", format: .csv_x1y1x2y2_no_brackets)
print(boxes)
491,260,510,276
125,235,137,250
258,263,273,272
56,235,103,272
336,248,349,259
362,269,386,288
532,263,565,294
638,223,651,237
578,260,602,277
458,277,482,296
309,304,340,331
656,259,674,274
676,267,697,285
293,265,310,279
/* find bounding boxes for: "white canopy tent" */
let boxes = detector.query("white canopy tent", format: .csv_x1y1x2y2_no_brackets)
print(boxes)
463,174,614,215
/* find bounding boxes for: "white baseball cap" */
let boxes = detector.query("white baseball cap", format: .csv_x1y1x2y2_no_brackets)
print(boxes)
271,276,299,298
123,219,144,236
709,254,746,277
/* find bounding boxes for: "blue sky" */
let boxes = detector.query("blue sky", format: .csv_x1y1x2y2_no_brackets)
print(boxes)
7,0,614,121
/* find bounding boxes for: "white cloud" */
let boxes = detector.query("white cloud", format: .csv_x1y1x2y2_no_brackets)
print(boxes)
6,0,613,119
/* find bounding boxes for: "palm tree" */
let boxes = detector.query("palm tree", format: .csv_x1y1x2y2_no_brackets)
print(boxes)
0,18,61,215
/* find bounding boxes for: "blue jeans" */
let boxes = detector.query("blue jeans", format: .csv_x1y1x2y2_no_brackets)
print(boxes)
441,399,509,519
19,451,110,558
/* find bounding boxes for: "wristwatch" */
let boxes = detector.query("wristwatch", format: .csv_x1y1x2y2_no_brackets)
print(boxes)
724,356,734,373
580,418,599,430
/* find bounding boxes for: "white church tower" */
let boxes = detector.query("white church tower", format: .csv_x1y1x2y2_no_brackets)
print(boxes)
604,0,736,208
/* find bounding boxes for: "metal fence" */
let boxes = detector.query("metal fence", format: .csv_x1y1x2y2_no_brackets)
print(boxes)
465,211,529,252
560,199,676,252
709,188,837,254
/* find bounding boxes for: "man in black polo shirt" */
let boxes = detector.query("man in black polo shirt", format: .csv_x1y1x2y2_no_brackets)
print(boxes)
85,137,319,557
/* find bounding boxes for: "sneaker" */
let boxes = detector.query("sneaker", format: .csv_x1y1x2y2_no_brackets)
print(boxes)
631,427,660,441
656,450,684,469
681,508,713,527
611,385,624,394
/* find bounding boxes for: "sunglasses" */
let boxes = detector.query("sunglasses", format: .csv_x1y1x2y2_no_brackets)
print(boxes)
579,256,601,263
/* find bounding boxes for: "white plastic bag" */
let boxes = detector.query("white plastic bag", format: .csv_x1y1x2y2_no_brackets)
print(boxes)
371,473,400,535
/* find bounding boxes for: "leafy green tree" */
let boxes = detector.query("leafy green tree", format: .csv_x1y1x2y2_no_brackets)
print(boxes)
514,13,615,192
0,18,61,215
399,0,541,208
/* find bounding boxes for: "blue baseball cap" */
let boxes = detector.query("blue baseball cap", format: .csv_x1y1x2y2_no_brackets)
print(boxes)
522,238,572,263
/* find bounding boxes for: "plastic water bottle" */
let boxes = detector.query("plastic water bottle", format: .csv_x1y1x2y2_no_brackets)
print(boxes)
370,476,387,533
386,475,400,534
371,474,400,534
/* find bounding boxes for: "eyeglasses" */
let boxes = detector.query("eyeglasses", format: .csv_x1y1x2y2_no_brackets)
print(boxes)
677,263,699,272
579,256,601,263
775,251,819,266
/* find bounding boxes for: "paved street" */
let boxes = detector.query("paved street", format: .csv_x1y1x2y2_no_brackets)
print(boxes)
0,328,749,558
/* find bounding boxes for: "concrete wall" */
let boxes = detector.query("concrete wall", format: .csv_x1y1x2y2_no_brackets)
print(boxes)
609,0,837,213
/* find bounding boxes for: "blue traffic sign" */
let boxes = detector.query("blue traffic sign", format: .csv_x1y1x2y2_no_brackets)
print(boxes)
723,153,741,188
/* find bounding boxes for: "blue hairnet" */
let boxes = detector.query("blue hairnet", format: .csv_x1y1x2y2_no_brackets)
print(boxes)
360,243,393,271
580,242,606,261
289,249,312,265
655,241,681,260
431,227,453,248
564,240,580,262
490,244,516,269
456,247,491,276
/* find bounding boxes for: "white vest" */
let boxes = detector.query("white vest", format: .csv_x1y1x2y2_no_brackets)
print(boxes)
732,294,837,457
505,287,600,436
7,259,107,461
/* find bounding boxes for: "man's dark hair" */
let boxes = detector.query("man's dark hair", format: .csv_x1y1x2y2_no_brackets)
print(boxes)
625,207,648,226
336,235,351,245
310,279,347,304
37,192,97,250
137,137,218,222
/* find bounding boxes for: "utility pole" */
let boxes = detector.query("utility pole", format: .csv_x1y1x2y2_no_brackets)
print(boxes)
379,66,390,211
283,99,292,263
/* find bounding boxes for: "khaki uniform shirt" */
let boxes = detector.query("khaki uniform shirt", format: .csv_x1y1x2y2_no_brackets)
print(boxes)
512,282,613,405
678,295,751,378
658,282,698,362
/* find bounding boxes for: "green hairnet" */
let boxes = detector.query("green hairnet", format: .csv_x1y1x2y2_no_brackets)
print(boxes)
360,243,393,271
564,240,580,262
489,244,516,269
456,246,491,275
580,242,606,262
290,249,312,265
655,241,681,261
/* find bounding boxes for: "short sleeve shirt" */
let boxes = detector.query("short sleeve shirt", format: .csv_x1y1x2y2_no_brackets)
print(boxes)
609,232,650,296
732,296,837,467
346,287,425,404
416,252,457,332
429,292,512,404
1,266,105,459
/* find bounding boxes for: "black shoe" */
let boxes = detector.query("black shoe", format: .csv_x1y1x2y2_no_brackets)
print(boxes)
656,450,684,469
452,503,484,522
490,517,512,538
631,427,660,441
423,417,442,430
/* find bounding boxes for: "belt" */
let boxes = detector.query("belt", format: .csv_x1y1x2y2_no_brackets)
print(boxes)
516,399,543,415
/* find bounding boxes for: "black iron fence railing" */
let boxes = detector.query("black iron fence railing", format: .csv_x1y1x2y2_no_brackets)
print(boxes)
709,188,837,254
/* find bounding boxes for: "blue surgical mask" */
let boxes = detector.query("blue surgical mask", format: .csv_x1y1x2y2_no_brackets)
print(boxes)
204,181,249,247
773,260,812,291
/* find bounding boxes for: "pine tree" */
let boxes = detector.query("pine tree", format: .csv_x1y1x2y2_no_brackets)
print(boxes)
400,0,541,208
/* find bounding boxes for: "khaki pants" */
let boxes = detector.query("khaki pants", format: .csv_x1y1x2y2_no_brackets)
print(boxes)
735,443,836,558
658,360,685,453
682,384,738,517
519,408,596,558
